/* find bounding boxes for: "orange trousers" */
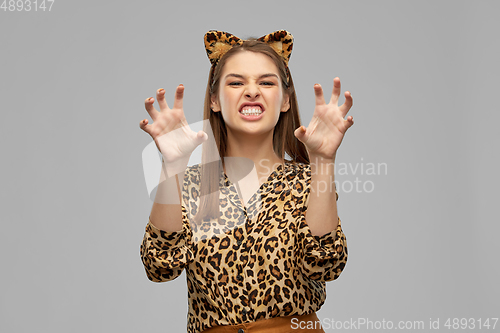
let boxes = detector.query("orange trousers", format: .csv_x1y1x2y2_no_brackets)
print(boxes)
201,312,325,333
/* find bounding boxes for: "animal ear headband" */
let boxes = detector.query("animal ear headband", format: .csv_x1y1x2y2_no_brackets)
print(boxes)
204,30,294,68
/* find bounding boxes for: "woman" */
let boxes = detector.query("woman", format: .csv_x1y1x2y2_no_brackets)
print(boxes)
139,30,354,333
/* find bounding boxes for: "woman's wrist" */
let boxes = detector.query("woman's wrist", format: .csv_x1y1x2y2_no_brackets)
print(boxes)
161,155,190,179
309,154,336,173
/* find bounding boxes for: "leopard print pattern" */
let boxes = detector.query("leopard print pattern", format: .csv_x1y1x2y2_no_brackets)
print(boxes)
204,30,243,66
141,162,347,333
257,30,293,67
204,30,294,67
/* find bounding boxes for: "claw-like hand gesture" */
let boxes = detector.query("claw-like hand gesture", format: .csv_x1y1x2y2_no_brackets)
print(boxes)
139,85,207,175
294,77,354,160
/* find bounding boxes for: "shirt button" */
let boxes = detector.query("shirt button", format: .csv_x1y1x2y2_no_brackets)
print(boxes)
242,308,247,316
238,329,244,333
237,240,242,246
237,274,243,281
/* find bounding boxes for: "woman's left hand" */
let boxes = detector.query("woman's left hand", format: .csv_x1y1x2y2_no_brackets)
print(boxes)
294,77,354,160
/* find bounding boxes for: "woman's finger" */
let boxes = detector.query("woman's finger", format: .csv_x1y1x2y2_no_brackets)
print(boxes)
156,88,169,111
173,84,184,110
314,84,326,106
339,91,353,116
294,125,307,143
345,116,354,130
194,130,209,145
139,119,152,135
144,97,158,121
329,77,341,105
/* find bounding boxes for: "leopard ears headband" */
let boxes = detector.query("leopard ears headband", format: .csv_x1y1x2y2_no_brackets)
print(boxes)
204,30,294,68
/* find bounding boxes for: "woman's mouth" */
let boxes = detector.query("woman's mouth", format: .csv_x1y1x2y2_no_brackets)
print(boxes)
239,105,264,120
238,102,265,120
239,106,263,116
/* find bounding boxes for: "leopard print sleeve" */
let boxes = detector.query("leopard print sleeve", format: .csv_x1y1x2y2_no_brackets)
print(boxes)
297,216,348,281
140,211,193,282
292,164,348,282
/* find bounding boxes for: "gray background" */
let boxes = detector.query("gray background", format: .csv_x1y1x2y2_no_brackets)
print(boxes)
1,0,499,332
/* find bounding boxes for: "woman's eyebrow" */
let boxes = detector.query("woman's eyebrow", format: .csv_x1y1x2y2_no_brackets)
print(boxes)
225,73,245,79
224,73,279,80
259,73,279,79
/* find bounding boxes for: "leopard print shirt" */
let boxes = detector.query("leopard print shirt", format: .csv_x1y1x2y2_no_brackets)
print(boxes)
140,162,348,333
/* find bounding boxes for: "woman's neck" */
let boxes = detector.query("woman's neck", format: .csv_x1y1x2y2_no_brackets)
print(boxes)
224,130,283,185
225,131,282,165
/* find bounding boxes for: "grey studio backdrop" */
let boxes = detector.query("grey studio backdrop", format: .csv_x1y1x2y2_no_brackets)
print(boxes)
1,1,498,332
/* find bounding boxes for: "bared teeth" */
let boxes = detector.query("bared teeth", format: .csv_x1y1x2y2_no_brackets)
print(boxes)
240,107,263,115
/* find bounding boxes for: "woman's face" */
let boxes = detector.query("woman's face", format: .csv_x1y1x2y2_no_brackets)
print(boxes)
211,51,289,139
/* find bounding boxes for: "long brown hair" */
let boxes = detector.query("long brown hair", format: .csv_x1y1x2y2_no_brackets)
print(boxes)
195,39,309,222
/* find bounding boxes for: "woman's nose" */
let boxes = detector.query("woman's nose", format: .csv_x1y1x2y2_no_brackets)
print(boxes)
245,83,260,99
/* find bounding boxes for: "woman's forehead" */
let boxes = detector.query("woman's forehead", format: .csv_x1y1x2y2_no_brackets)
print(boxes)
221,51,279,78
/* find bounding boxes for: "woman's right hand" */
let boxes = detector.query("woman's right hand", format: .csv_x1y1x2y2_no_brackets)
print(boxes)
140,85,208,174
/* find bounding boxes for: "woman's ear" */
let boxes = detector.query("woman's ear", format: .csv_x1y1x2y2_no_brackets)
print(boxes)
281,94,290,112
211,95,221,112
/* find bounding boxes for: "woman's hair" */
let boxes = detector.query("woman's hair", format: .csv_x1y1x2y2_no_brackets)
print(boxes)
195,39,309,221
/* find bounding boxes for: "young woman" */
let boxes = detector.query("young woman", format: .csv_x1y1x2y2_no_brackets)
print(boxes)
139,30,354,333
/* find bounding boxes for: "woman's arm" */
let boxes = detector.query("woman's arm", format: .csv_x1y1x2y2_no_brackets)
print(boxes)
140,85,207,232
139,86,203,282
140,161,197,282
149,158,183,232
305,155,338,237
294,78,353,236
297,213,347,281
140,213,192,282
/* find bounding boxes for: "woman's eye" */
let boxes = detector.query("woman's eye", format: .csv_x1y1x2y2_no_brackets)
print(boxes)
229,82,243,86
260,81,275,86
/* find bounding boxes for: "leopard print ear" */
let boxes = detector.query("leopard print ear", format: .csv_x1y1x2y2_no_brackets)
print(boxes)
257,30,294,67
204,30,243,66
204,30,294,67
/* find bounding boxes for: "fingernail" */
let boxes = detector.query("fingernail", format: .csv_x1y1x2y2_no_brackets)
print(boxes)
159,89,164,93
